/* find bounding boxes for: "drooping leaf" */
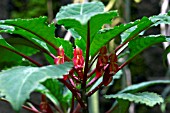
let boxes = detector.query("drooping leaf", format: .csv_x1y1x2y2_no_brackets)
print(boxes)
127,35,170,62
119,80,170,93
0,17,73,59
0,62,73,112
105,92,164,107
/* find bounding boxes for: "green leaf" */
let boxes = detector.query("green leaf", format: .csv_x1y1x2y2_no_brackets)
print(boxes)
0,17,73,59
127,35,170,62
0,62,73,112
120,17,152,43
0,25,50,52
36,84,60,106
56,38,73,58
90,17,151,57
150,13,170,26
105,92,164,107
56,2,104,25
163,45,170,67
5,38,39,56
0,36,23,63
119,80,170,93
0,36,39,65
117,99,130,113
41,79,72,109
56,2,118,57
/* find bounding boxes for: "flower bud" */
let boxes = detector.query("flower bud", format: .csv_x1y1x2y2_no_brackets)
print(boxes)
73,47,84,69
54,56,64,65
57,46,64,56
109,53,118,74
54,46,65,65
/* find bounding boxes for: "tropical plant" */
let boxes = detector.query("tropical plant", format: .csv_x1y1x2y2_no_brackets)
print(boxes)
0,1,170,113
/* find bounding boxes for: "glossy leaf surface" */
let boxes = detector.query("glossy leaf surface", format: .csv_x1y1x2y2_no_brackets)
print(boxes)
127,35,170,62
0,62,72,112
105,92,163,107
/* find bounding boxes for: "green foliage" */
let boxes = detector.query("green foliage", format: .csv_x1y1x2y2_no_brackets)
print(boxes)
0,62,72,112
120,80,170,93
0,17,73,59
0,1,170,113
36,79,72,112
105,92,164,107
56,2,118,57
127,35,170,62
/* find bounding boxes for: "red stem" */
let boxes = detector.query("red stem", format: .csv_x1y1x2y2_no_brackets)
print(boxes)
73,103,81,113
88,55,99,71
58,79,85,108
70,95,75,113
0,98,41,113
23,105,42,113
1,45,42,67
86,76,99,88
87,82,103,97
87,68,96,78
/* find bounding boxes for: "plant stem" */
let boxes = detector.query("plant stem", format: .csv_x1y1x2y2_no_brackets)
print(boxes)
23,105,42,113
1,98,41,113
70,95,75,113
87,82,103,97
81,21,91,113
1,45,42,67
73,103,81,113
88,55,98,71
87,68,96,78
58,79,85,108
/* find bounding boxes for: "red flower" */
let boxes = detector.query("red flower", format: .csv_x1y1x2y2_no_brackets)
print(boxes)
73,47,84,69
57,46,64,56
54,46,65,65
54,56,64,65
